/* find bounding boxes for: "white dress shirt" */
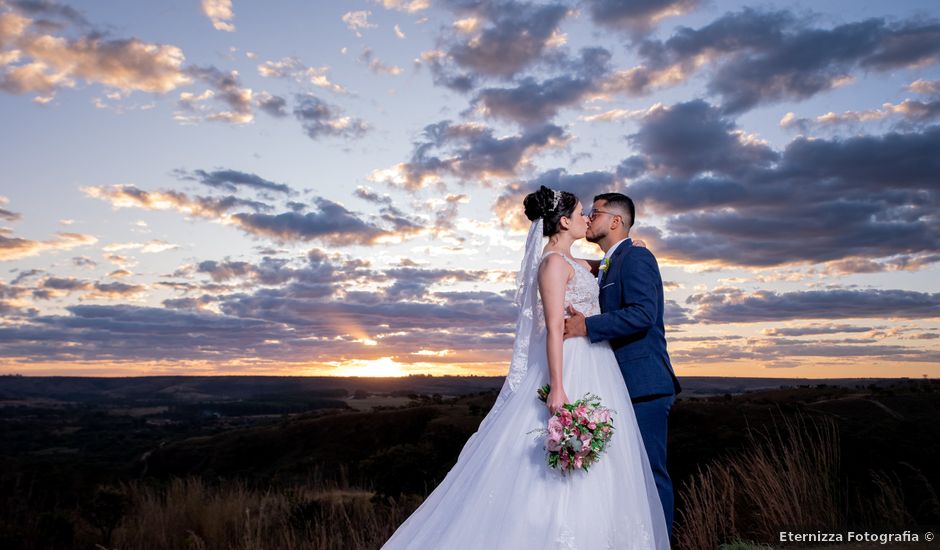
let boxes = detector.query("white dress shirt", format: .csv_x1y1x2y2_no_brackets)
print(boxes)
597,237,629,284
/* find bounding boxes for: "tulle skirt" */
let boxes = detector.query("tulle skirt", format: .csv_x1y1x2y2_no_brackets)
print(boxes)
380,335,670,549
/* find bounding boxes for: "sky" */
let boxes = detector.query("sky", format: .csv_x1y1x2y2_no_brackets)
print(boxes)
1,0,939,379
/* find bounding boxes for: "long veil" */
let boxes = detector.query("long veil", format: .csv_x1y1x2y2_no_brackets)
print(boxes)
457,219,546,461
502,218,548,396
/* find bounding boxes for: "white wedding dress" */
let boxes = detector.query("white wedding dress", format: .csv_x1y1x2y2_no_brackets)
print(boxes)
380,247,670,549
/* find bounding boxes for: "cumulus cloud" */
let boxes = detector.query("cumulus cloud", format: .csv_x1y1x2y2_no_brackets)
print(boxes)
584,0,700,34
230,197,414,245
255,90,287,117
621,100,940,269
82,184,421,247
176,65,253,124
81,184,273,219
0,6,190,101
292,93,369,139
8,0,90,27
0,227,97,261
201,0,235,32
612,8,940,113
471,47,610,126
908,79,940,95
370,120,568,190
419,0,569,91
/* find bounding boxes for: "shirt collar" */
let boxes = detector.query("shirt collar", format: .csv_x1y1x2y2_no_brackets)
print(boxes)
604,237,630,260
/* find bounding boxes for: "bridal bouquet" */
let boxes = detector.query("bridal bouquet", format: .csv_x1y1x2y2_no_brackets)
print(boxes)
532,384,615,473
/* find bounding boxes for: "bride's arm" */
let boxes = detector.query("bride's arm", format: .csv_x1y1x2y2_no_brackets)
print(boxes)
538,254,572,415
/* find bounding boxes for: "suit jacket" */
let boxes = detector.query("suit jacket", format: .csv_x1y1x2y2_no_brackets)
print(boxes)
585,239,681,400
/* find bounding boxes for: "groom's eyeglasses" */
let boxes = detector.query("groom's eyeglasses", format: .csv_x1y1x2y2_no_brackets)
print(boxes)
587,209,621,222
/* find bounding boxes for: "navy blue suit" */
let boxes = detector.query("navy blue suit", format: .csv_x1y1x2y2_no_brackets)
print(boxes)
584,238,680,537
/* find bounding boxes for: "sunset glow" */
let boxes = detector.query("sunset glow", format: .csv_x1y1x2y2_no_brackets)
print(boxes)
1,0,938,378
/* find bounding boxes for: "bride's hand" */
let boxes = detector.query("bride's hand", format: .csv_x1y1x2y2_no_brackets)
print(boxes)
546,387,569,415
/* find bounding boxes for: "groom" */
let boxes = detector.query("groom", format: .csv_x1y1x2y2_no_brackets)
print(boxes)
563,192,681,538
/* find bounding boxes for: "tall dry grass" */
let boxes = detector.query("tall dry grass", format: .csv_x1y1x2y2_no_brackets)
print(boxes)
107,477,420,550
673,413,923,550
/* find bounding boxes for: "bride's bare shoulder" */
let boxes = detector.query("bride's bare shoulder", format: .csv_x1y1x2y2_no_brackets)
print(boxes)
539,252,573,275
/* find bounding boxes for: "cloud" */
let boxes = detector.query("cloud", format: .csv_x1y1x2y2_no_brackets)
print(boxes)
688,287,940,323
354,186,393,205
257,56,347,94
584,0,700,34
8,1,89,27
420,0,569,90
292,94,368,139
360,47,403,76
0,226,97,261
0,200,21,221
672,336,939,366
255,91,287,117
177,66,253,124
201,0,235,32
614,9,940,113
175,168,294,194
471,47,610,126
81,184,273,219
377,0,428,13
908,79,940,95
342,10,376,37
230,196,418,245
628,100,777,178
0,6,190,101
622,101,940,269
371,120,568,190
82,184,424,247
0,246,522,368
762,324,876,337
781,99,940,131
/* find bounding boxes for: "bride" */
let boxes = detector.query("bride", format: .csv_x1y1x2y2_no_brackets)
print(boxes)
380,186,670,549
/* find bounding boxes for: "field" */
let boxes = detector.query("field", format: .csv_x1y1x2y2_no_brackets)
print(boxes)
1,375,937,549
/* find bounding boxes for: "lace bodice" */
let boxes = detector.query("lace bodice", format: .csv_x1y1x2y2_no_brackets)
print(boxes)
538,251,601,321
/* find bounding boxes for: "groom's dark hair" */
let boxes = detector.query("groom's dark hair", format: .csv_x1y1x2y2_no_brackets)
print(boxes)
593,193,635,228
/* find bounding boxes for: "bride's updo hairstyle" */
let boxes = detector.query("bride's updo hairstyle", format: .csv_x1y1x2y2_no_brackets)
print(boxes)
523,185,578,237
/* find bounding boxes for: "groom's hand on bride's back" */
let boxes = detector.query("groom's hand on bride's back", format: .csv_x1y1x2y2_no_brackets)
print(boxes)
563,305,587,339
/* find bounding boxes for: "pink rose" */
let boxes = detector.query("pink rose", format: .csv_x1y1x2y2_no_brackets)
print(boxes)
573,455,583,469
548,416,564,438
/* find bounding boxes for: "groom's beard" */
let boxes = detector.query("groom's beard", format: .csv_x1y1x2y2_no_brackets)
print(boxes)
585,229,605,244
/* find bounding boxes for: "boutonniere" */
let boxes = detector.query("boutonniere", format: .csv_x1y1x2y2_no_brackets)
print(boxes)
599,257,610,273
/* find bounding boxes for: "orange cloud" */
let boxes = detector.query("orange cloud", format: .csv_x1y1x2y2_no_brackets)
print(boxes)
0,228,97,261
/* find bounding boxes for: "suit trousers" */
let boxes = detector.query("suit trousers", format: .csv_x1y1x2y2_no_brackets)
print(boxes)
632,394,676,541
